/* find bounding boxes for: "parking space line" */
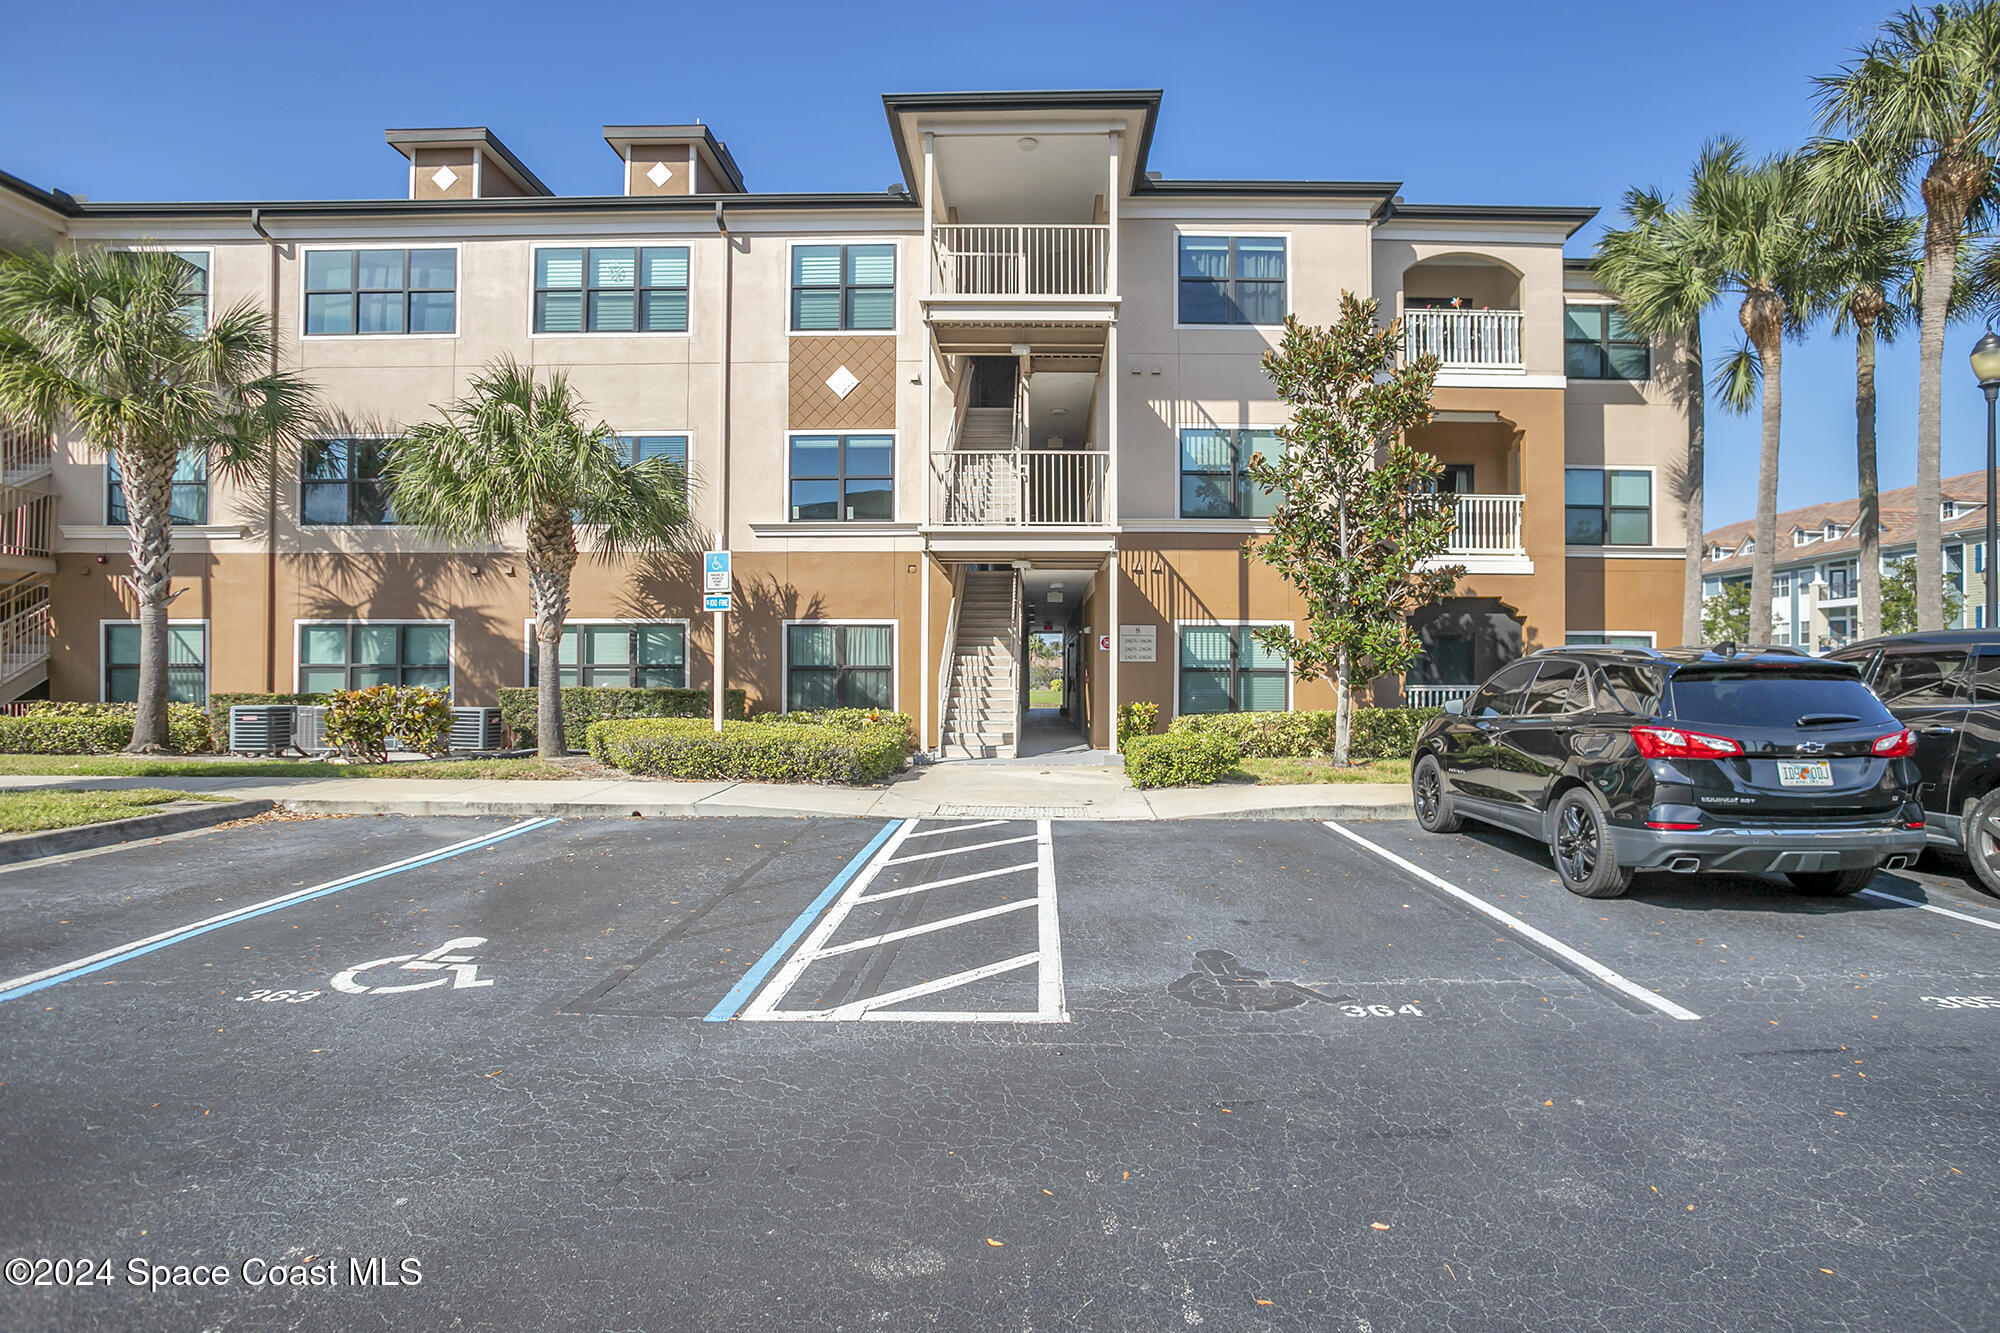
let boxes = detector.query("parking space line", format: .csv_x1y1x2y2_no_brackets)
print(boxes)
1860,887,2000,931
853,861,1039,904
703,818,909,1023
884,834,1039,866
1035,819,1064,1020
815,898,1039,958
0,817,563,1005
899,820,1008,839
1322,821,1702,1022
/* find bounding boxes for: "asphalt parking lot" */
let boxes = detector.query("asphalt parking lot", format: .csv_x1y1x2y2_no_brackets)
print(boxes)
1,811,1997,1332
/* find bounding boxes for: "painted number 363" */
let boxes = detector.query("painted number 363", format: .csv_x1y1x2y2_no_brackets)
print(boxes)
234,989,322,1003
1340,1004,1425,1018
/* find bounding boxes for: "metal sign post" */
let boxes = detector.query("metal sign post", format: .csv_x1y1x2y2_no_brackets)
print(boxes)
704,552,732,733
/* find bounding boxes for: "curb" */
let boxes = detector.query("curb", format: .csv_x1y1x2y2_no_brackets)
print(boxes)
275,796,1416,822
0,799,275,866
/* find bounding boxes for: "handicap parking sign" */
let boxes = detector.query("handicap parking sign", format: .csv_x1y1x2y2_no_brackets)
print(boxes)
703,550,732,595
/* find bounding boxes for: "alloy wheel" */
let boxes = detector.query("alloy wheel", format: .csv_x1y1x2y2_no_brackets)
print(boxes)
1415,765,1441,823
1556,803,1598,883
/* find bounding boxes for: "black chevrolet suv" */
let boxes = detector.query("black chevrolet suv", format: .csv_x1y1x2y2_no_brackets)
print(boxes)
1829,630,2000,897
1411,645,1927,898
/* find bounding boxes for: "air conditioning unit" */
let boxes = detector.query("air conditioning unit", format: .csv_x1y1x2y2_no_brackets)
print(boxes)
228,705,296,756
449,707,505,752
293,705,333,755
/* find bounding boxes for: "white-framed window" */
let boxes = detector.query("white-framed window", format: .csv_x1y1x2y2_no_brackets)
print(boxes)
1176,233,1287,326
1947,545,1965,592
1564,468,1652,546
107,449,208,525
302,246,457,336
524,619,690,689
1176,621,1291,716
789,242,896,332
1179,427,1281,518
101,620,209,704
296,621,452,693
614,433,690,495
782,621,895,711
532,245,689,334
120,246,211,335
301,437,396,525
1563,631,1656,648
786,431,893,522
1563,304,1650,380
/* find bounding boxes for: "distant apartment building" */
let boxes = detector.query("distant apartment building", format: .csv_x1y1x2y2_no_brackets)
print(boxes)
1699,469,1994,652
0,89,1689,751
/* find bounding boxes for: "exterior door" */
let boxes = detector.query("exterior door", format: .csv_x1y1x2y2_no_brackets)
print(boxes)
1442,659,1541,805
1870,646,1971,818
1491,660,1587,813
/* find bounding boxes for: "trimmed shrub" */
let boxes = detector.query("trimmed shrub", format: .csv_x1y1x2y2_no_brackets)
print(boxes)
1118,700,1161,743
587,717,910,785
27,701,213,753
1168,706,1440,761
0,713,134,754
323,686,453,762
1123,731,1240,789
497,686,750,749
768,708,917,748
208,692,328,743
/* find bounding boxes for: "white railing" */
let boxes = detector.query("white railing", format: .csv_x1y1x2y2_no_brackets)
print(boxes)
931,225,1110,297
1406,684,1476,709
1403,309,1523,370
1446,494,1525,555
931,450,1109,526
1,421,53,489
0,494,55,562
0,596,50,683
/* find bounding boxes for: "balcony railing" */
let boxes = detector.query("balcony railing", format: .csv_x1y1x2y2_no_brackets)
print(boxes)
1,420,53,489
1406,684,1476,709
930,225,1110,297
1445,493,1525,555
931,450,1109,526
0,494,54,563
1403,309,1523,370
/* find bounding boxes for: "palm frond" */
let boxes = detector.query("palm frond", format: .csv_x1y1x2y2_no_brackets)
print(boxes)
1711,342,1763,414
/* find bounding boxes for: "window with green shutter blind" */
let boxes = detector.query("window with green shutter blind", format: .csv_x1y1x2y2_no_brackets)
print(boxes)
791,244,894,331
535,246,689,333
1177,625,1289,714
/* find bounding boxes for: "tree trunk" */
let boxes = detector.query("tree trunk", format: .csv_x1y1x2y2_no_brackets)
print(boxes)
1856,318,1882,642
1333,643,1352,768
1748,327,1783,647
1914,197,1966,631
1680,322,1706,647
121,444,178,752
526,509,579,760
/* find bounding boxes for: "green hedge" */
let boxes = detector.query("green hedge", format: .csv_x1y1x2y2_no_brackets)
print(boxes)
1124,731,1240,789
26,701,213,753
1168,706,1440,761
768,707,916,747
0,714,135,754
498,686,750,749
209,693,328,744
586,717,910,784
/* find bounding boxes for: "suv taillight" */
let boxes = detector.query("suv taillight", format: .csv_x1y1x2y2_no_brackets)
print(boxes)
1630,724,1744,759
1872,728,1917,758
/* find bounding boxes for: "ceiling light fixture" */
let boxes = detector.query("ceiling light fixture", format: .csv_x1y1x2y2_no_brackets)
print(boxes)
1017,137,1039,152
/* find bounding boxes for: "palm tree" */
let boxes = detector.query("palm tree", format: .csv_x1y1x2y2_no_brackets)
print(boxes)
1592,178,1722,647
1813,2,2000,631
0,247,315,751
1815,202,1919,640
1697,142,1829,646
389,358,695,758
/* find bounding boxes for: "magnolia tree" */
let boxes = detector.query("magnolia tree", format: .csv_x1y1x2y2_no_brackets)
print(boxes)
1246,296,1464,765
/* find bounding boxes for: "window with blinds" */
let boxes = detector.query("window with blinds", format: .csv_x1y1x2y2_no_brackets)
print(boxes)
529,622,687,689
535,246,689,333
1178,625,1289,714
786,624,893,710
1178,235,1287,325
791,244,895,331
1179,428,1281,518
105,623,208,704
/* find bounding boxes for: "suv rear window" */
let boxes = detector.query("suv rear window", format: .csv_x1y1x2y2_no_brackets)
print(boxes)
1666,670,1894,728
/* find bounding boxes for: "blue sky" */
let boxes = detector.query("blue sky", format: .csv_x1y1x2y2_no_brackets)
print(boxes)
3,0,1988,531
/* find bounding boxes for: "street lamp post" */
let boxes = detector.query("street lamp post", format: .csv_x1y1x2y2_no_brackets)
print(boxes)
1972,332,2000,631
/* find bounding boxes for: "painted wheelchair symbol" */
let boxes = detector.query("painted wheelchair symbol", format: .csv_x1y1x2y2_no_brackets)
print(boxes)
331,937,494,995
1167,949,1354,1013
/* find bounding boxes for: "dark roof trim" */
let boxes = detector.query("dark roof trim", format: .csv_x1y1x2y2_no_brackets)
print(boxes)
383,127,553,197
601,124,747,193
881,89,1163,196
0,167,81,217
1135,178,1400,201
1380,201,1598,235
52,193,920,220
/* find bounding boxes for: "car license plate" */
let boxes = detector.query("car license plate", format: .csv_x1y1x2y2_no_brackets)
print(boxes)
1777,760,1833,788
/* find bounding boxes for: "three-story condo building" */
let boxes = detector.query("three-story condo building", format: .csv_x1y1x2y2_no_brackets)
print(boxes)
0,89,1689,754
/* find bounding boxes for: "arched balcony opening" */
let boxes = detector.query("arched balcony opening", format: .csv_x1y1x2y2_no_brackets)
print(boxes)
1400,255,1524,372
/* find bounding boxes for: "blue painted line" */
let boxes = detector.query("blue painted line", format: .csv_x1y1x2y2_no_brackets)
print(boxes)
0,817,563,1004
704,818,905,1022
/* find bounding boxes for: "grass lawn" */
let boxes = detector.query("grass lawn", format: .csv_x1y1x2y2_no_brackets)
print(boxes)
1028,686,1063,708
1232,757,1411,785
0,787,229,834
0,755,576,781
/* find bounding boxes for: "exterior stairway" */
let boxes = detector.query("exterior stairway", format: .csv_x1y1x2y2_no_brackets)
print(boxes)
939,569,1021,759
0,422,54,703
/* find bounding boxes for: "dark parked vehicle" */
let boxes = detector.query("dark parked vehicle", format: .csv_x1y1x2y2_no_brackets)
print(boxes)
1829,630,2000,897
1411,645,1927,898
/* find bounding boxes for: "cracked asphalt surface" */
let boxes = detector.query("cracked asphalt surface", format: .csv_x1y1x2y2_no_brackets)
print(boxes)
1,811,1997,1331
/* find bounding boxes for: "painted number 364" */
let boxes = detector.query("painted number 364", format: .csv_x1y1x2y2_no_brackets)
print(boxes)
235,989,322,1004
1340,1004,1424,1018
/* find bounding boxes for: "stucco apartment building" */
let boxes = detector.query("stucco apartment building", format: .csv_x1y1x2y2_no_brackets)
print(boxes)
1700,468,1996,652
0,89,1688,753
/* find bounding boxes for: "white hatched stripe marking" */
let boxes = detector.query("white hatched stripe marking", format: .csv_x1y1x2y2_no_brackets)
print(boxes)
899,820,1008,839
1035,819,1066,1020
854,861,1039,904
884,835,1038,865
814,898,1038,958
832,953,1040,1019
737,818,918,1020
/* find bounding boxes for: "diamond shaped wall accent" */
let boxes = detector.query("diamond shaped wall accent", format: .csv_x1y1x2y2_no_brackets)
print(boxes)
789,336,896,430
646,161,673,188
431,164,459,191
825,365,860,399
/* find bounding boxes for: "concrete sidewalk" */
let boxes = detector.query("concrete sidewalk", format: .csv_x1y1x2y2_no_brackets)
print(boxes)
0,762,1412,822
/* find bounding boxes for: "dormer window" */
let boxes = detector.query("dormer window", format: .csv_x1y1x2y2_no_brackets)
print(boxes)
1943,500,1960,519
1823,522,1841,540
1793,528,1814,546
1741,539,1754,555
